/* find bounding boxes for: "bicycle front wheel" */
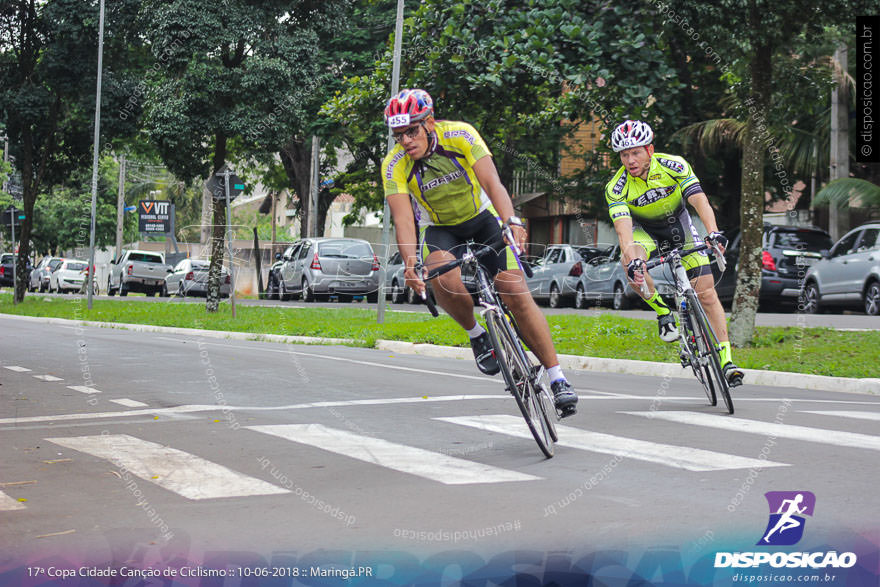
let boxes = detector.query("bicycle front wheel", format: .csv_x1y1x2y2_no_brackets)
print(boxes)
485,309,555,458
679,306,716,406
688,291,734,414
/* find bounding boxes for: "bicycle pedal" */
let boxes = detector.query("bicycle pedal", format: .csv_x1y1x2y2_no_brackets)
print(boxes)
558,405,577,418
679,354,690,367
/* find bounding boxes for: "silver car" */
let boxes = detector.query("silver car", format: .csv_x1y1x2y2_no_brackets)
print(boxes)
526,244,604,308
28,256,63,292
277,238,380,303
565,245,676,310
164,258,231,298
802,222,880,315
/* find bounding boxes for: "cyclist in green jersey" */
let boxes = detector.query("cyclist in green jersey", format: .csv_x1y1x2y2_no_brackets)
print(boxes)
604,120,744,387
382,89,578,415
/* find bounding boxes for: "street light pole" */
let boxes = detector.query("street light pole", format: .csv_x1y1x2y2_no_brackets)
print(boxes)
87,0,105,309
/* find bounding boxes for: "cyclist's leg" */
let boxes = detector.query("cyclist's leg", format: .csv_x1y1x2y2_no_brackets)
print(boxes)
421,226,479,329
622,225,655,297
630,226,677,340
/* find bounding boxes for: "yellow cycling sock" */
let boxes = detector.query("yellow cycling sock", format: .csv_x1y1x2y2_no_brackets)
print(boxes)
645,291,671,316
719,341,732,366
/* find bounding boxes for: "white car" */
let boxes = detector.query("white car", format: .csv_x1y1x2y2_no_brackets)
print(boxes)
49,259,92,293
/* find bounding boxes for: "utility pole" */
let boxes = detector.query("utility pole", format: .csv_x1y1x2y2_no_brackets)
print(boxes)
115,155,126,259
310,136,320,238
378,0,405,324
829,43,849,241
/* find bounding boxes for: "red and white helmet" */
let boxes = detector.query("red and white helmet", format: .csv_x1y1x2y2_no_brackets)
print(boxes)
384,89,434,128
610,120,654,152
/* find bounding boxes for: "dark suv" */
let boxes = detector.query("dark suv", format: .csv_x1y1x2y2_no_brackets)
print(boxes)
716,224,833,309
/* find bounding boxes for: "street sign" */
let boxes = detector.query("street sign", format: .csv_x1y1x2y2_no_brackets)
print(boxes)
2,206,24,227
206,165,245,201
137,200,173,234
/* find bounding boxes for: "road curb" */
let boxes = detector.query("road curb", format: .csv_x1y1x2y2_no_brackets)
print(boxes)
4,312,877,395
0,313,361,346
374,339,880,396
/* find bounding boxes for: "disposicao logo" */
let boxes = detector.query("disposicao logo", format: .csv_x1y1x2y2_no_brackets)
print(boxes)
759,491,815,546
714,491,858,570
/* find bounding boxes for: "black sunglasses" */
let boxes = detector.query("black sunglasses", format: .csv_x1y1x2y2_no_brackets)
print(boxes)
392,123,425,143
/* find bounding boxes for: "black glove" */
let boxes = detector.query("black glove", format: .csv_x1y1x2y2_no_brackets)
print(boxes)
705,231,728,249
626,258,646,280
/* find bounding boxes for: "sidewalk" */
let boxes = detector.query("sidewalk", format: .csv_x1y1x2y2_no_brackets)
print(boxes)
5,313,878,396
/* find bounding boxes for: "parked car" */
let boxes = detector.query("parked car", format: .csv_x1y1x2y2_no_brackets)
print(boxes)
801,222,880,315
276,238,381,302
107,250,169,296
28,256,63,292
526,244,607,308
0,253,33,288
164,258,230,298
716,224,833,309
264,252,285,300
565,245,676,310
48,259,92,293
384,251,410,304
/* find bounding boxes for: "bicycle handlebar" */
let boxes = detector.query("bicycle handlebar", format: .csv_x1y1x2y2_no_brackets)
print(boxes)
643,242,726,273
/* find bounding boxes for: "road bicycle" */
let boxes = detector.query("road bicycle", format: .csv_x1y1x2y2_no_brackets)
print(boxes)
420,231,559,458
641,243,734,414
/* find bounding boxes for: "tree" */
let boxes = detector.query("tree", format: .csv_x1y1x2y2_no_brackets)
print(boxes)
669,0,868,346
0,0,141,301
140,0,345,311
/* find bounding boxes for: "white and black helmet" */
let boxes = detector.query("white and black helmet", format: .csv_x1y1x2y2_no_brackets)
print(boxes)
610,120,654,152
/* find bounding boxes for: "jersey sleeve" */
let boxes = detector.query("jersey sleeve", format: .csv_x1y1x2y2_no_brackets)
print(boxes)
382,148,409,198
444,122,491,166
605,170,631,223
656,154,703,200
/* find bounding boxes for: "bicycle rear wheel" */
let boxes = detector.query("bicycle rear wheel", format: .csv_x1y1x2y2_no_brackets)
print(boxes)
679,306,716,406
688,291,734,414
485,309,555,458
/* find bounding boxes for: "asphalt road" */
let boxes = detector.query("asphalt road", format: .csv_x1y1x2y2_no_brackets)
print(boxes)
1,317,878,582
29,290,880,330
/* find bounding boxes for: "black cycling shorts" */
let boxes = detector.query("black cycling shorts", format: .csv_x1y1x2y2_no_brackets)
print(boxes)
419,209,519,278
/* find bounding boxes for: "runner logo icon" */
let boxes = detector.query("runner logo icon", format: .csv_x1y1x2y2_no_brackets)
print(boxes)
758,491,816,546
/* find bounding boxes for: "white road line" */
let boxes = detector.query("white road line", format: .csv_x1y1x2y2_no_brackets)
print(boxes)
438,415,788,472
624,411,880,451
801,410,880,422
4,366,31,372
157,337,494,383
248,424,540,485
33,375,64,382
67,386,101,395
0,396,509,425
46,434,289,500
0,491,26,511
110,399,149,408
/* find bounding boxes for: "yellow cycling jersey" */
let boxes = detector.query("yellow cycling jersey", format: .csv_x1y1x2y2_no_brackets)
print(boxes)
382,120,493,226
604,153,704,229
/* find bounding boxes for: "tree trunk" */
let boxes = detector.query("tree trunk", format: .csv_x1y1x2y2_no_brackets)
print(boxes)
14,129,38,304
729,40,772,347
280,138,312,237
206,132,227,313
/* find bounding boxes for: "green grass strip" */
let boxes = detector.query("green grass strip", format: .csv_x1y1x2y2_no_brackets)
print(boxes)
2,294,878,379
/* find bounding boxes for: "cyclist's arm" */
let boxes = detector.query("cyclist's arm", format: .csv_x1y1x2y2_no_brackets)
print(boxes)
472,155,527,250
687,192,720,236
386,193,424,294
612,217,641,265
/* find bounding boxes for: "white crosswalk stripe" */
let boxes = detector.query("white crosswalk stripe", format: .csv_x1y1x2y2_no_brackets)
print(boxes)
4,366,31,372
802,410,880,422
624,411,880,451
110,399,148,408
0,490,26,511
33,375,64,382
46,434,289,500
67,385,101,395
438,415,788,471
247,424,540,485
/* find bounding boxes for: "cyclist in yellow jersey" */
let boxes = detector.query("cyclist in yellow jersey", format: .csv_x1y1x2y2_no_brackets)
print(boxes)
604,120,744,387
382,89,578,415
